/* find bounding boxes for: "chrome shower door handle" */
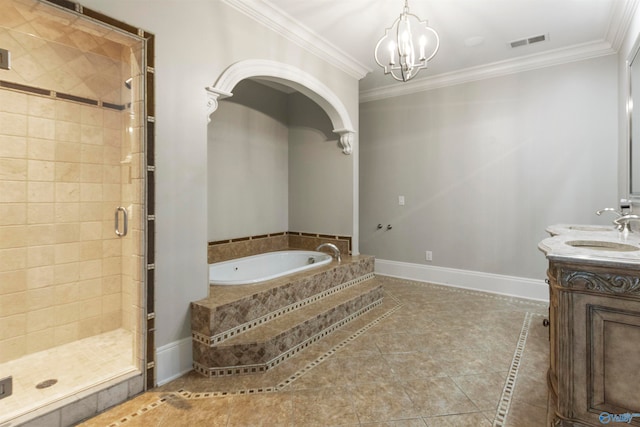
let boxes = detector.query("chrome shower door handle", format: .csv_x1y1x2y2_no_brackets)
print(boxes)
115,206,128,237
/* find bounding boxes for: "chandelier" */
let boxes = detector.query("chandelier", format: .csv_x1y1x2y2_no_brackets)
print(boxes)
374,0,440,82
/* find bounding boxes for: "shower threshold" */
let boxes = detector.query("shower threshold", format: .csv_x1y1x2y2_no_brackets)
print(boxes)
0,329,139,426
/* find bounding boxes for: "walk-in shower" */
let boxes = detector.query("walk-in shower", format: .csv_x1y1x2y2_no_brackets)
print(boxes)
0,1,153,424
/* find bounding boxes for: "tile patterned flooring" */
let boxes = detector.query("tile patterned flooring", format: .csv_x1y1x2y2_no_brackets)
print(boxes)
81,276,550,427
0,329,137,426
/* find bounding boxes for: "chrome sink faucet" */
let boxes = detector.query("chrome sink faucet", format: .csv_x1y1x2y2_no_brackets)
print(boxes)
613,214,640,233
597,200,634,232
596,207,623,218
315,243,341,263
596,207,626,231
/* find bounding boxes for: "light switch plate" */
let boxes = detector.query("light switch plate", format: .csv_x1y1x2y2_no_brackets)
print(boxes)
0,48,11,70
0,376,12,400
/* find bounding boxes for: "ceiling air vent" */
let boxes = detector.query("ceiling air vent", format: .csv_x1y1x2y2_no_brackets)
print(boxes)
510,34,548,48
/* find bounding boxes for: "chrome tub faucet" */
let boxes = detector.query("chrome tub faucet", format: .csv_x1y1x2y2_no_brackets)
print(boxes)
315,243,341,263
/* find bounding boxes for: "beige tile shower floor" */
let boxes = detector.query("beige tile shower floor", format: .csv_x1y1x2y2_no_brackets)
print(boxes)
82,277,550,426
0,329,137,426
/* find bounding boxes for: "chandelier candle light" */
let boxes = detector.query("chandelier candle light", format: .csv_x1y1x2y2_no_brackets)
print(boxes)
374,0,440,82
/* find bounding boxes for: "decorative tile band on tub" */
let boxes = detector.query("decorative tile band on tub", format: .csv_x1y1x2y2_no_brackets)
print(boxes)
192,273,375,346
192,297,383,377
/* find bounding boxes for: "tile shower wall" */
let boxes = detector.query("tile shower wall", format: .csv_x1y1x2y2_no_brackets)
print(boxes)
0,1,145,365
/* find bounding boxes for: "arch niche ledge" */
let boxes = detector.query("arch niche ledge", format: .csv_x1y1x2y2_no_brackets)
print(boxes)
205,59,355,155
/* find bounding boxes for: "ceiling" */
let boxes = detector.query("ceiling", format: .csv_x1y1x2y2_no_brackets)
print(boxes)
238,0,636,98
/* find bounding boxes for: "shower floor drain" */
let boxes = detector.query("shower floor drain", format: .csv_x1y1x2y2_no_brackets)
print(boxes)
36,379,57,389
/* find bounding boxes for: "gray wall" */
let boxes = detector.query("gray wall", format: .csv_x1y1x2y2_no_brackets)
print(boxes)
209,83,353,241
360,55,619,280
288,92,353,236
208,81,290,241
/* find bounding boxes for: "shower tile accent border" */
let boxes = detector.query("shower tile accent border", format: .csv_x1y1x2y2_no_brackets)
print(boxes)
207,231,352,263
0,80,127,111
145,55,156,388
45,0,78,10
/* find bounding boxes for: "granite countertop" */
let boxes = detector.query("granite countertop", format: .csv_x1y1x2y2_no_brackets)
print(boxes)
539,224,640,268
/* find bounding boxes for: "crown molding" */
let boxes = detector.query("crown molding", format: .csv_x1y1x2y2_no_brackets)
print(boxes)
360,40,616,103
605,0,639,52
221,0,370,80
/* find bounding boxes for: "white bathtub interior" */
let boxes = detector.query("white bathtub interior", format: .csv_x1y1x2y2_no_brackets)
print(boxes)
209,250,332,285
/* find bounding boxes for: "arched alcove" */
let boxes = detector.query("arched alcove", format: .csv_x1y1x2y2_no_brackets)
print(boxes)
205,59,355,154
205,58,359,256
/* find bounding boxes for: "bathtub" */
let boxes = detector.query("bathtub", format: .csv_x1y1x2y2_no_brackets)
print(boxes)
209,250,333,285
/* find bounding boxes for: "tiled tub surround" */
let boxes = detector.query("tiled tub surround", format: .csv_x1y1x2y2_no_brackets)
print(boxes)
208,232,351,263
191,255,379,377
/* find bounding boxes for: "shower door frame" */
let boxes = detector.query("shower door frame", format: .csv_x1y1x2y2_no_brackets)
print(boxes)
43,0,157,390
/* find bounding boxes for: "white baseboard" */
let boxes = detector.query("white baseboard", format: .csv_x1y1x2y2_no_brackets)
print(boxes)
375,259,549,302
156,337,193,386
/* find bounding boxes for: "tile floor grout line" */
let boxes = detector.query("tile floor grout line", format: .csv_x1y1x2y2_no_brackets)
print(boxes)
492,311,533,427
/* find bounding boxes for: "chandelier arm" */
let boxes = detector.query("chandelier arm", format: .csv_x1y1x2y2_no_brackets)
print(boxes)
395,16,407,81
423,26,440,63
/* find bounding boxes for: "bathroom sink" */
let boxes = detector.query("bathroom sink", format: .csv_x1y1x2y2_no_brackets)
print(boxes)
565,240,640,252
568,225,613,232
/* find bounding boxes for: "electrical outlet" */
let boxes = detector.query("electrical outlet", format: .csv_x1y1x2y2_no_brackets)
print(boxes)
425,251,433,262
398,195,405,206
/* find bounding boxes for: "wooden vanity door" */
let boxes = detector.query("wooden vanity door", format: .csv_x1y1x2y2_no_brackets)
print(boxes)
572,293,640,425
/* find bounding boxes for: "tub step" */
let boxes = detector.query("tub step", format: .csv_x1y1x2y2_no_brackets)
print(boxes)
192,276,383,377
191,255,375,346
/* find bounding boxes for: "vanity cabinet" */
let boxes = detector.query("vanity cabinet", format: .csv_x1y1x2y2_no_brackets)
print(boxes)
546,259,640,426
